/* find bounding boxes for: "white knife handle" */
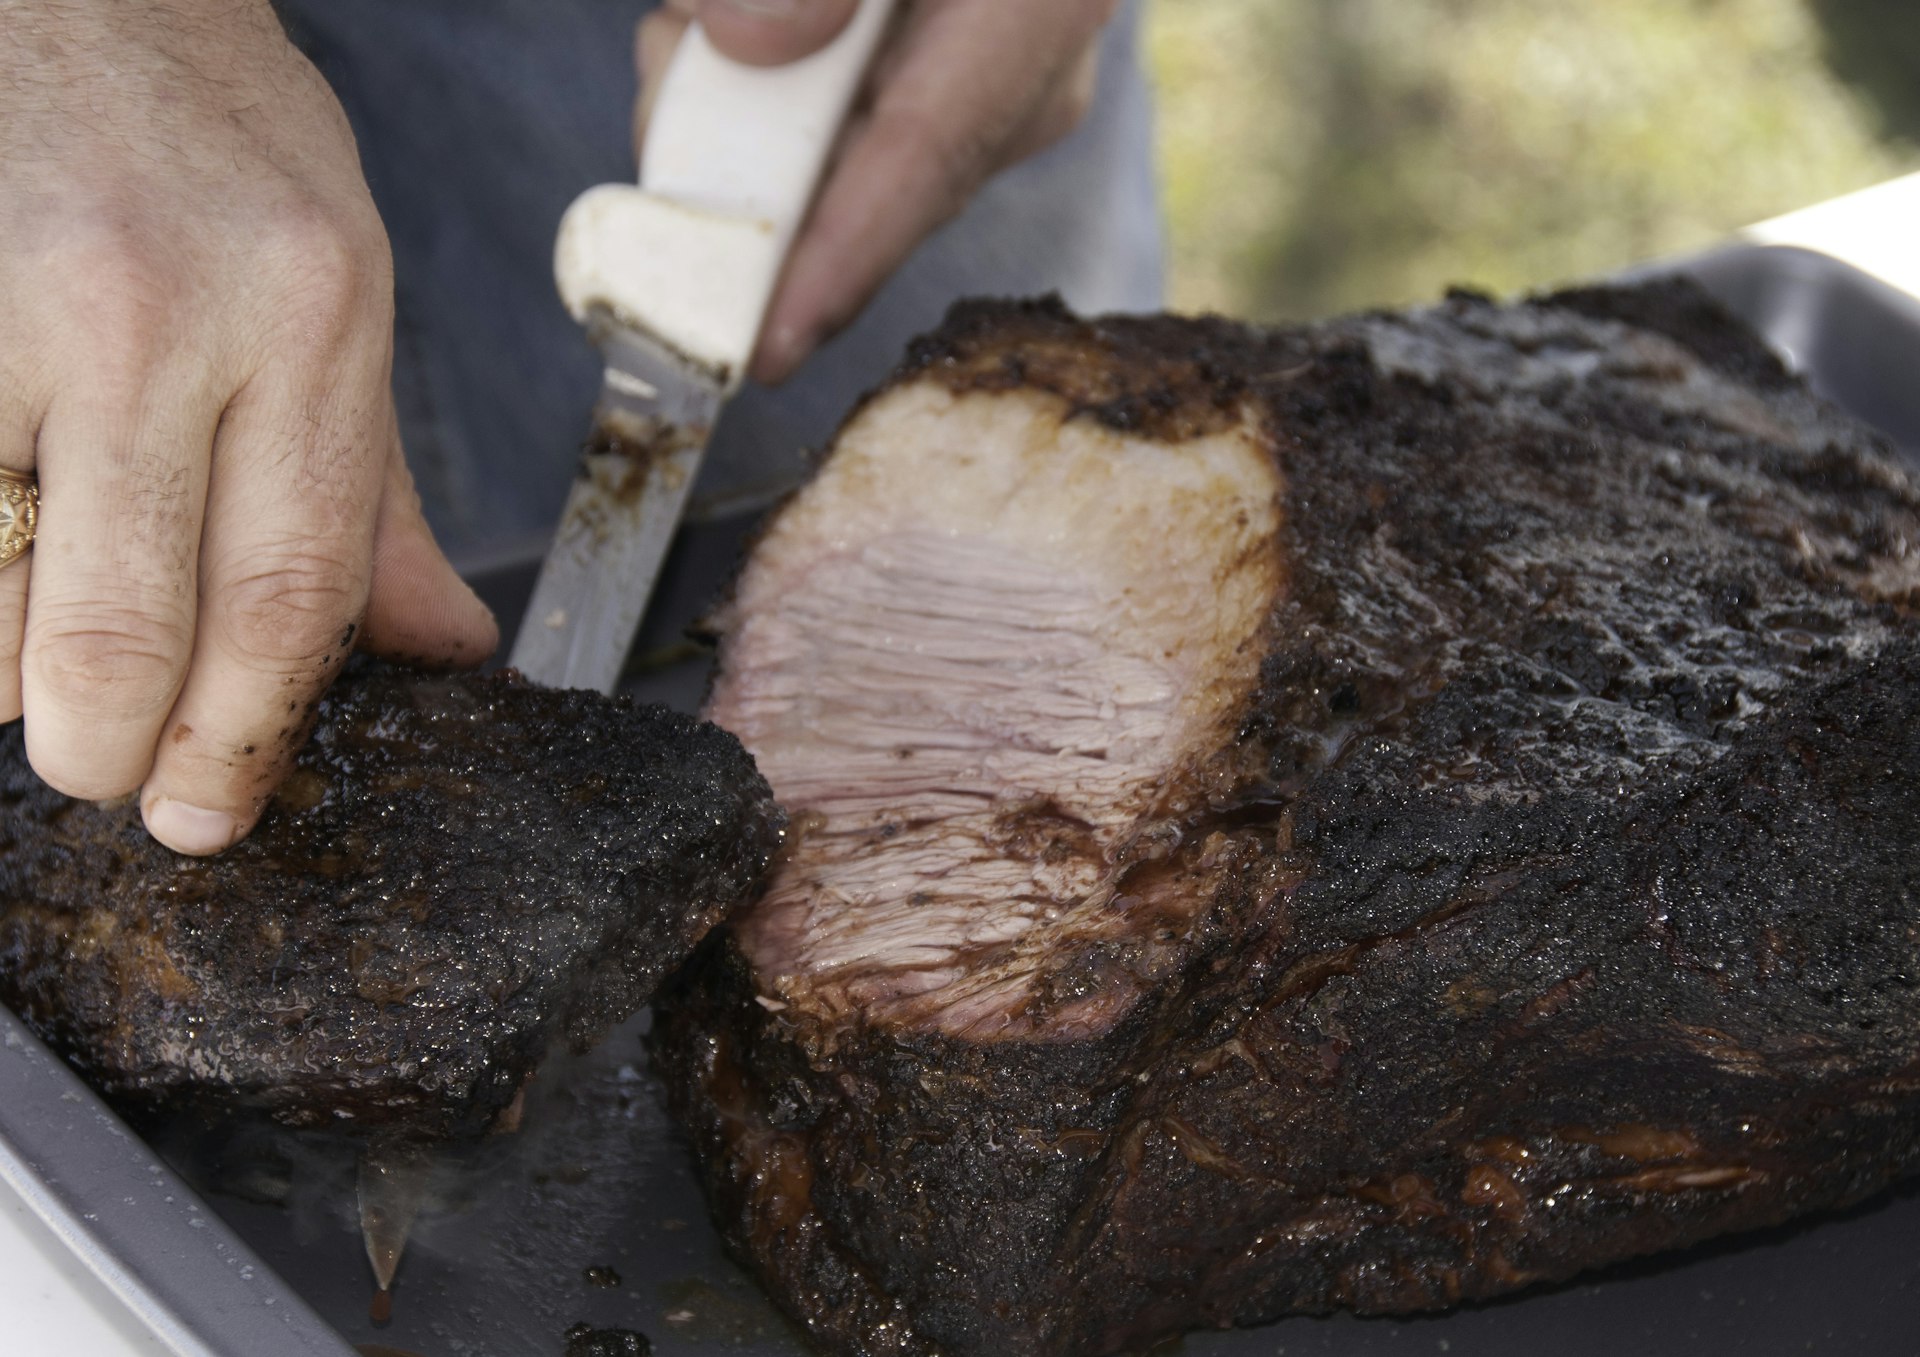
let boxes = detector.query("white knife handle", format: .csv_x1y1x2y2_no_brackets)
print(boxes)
642,1,894,227
555,0,896,388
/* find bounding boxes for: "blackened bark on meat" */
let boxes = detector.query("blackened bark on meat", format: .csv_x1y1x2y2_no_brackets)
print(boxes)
0,662,781,1142
651,282,1920,1356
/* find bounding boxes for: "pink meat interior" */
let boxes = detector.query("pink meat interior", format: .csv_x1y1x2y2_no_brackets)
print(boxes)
705,381,1283,1041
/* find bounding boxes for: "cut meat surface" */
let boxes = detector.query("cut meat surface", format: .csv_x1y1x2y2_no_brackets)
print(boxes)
714,382,1282,1038
0,662,781,1143
654,286,1920,1357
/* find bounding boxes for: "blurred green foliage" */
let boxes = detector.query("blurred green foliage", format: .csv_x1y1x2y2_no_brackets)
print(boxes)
1146,0,1920,320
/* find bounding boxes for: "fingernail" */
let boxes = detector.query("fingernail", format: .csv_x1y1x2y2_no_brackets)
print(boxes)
145,797,239,856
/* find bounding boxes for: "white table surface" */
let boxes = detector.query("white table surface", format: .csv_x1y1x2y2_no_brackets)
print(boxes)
2,167,1916,1355
1,1177,178,1355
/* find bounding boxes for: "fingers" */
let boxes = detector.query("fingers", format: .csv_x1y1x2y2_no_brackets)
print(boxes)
696,0,862,68
0,386,37,724
751,0,1118,383
138,354,387,856
0,5,442,854
0,543,26,726
635,6,693,148
19,379,215,803
358,428,498,669
634,0,862,150
634,0,1118,382
995,39,1102,169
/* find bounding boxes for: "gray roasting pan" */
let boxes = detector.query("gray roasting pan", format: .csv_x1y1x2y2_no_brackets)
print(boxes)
3,243,1918,1357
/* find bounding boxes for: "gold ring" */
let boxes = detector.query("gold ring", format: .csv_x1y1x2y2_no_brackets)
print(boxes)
0,467,37,568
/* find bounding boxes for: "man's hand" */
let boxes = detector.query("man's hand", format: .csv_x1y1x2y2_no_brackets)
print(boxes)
0,0,496,855
637,0,1122,384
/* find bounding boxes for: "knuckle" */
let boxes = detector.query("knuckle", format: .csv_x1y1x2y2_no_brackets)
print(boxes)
215,546,364,668
261,200,393,348
95,446,201,551
49,223,183,373
27,599,188,721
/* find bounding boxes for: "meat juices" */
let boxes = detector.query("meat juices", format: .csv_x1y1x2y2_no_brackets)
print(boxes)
656,287,1920,1357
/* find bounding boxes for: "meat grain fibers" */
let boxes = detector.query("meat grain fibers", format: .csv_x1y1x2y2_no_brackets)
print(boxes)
0,662,781,1143
652,283,1920,1357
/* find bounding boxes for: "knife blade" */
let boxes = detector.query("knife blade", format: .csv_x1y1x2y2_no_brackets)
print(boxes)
506,0,898,694
506,323,726,692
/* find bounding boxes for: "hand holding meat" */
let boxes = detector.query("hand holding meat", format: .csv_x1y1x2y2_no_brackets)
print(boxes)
0,0,497,855
638,0,1122,383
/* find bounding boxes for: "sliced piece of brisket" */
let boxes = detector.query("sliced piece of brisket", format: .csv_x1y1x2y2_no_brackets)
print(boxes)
0,661,781,1142
651,281,1920,1357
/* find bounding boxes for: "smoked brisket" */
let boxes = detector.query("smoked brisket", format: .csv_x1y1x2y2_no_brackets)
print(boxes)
0,662,781,1142
651,282,1920,1356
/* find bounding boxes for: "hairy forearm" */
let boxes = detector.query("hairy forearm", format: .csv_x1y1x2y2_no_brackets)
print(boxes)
0,0,287,73
1,0,305,176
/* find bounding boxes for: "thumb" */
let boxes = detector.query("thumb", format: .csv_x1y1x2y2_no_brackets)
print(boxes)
359,437,498,670
696,0,862,67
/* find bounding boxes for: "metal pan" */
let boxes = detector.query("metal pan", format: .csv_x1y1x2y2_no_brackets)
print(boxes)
0,1008,357,1357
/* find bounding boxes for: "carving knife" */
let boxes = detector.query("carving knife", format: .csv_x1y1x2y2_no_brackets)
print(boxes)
361,0,897,1306
508,0,897,693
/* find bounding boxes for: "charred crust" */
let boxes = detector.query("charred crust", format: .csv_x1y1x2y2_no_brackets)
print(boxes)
656,285,1920,1356
1536,277,1796,389
889,293,1294,441
0,660,782,1143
